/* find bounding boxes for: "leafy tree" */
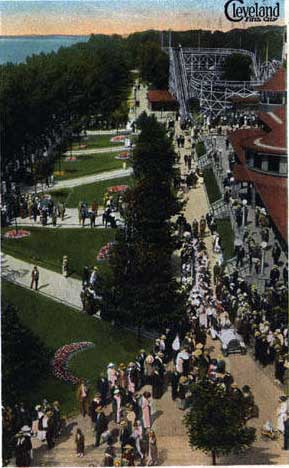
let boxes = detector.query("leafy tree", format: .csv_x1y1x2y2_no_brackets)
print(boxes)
1,301,51,405
184,380,256,465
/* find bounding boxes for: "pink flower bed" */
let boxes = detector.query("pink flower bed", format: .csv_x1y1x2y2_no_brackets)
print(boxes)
111,135,126,143
65,156,77,162
52,342,95,384
97,242,114,262
4,229,31,239
79,144,87,149
107,185,128,193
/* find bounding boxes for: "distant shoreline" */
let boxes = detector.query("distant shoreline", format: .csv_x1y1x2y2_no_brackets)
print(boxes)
0,35,89,39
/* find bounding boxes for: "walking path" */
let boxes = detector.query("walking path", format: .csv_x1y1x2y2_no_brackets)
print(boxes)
37,168,132,193
65,146,125,156
15,209,123,229
2,253,82,310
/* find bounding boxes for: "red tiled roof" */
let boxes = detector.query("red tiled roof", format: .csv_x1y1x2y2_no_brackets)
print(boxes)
147,90,177,103
250,172,287,241
228,107,286,155
257,68,286,92
229,121,287,240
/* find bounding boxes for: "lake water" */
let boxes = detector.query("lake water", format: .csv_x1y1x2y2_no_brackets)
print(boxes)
0,36,89,64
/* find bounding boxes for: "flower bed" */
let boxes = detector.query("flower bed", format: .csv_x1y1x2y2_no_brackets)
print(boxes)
115,151,130,160
52,342,95,384
4,229,31,240
97,242,114,262
111,135,126,143
64,156,77,162
107,185,129,193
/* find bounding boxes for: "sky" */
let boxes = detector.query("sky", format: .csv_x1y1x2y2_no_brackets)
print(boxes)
0,0,286,36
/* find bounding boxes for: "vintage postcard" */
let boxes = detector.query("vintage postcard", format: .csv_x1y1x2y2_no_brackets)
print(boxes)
1,0,287,466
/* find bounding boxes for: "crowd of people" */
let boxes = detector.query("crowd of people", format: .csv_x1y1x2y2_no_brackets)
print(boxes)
2,399,63,467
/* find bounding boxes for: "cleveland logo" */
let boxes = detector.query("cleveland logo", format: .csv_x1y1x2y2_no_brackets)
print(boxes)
224,0,280,22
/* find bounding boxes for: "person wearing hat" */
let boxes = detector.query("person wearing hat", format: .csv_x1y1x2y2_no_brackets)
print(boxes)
119,420,131,452
90,266,99,290
122,444,135,466
144,355,154,384
126,362,138,395
118,363,127,390
135,349,147,387
177,376,188,410
31,405,42,438
75,427,85,458
62,255,69,277
97,372,109,406
30,265,39,290
152,352,165,399
52,401,61,439
89,393,102,428
107,363,118,389
230,383,243,401
46,411,55,450
147,430,158,466
277,396,288,434
171,369,180,401
76,379,89,417
112,389,122,424
270,265,280,287
103,446,116,467
94,407,107,447
15,427,32,467
141,392,152,430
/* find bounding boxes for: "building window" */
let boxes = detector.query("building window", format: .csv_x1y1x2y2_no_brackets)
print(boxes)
268,156,280,173
254,155,262,169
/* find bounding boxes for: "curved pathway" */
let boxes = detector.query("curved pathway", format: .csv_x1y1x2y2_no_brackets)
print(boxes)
65,146,125,156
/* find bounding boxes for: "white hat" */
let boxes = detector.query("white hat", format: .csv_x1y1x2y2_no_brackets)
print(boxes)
107,363,115,368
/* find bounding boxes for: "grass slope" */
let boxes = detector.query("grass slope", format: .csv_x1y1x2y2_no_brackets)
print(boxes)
50,176,133,208
2,228,115,278
55,152,125,181
2,281,150,416
216,218,235,261
203,168,221,204
72,134,124,149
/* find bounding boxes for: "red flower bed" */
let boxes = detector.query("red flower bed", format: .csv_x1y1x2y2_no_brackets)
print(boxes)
107,185,128,193
4,230,31,239
97,242,114,262
52,342,95,385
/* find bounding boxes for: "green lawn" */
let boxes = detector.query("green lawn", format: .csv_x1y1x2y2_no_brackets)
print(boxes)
2,281,150,416
1,228,115,278
54,152,125,180
216,218,235,261
196,141,206,159
50,176,133,208
203,168,221,204
72,134,125,149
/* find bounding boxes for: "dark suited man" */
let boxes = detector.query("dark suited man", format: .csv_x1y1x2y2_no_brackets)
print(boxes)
95,408,107,447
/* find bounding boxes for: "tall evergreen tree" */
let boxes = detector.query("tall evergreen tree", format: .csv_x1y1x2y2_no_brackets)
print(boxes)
103,114,184,330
